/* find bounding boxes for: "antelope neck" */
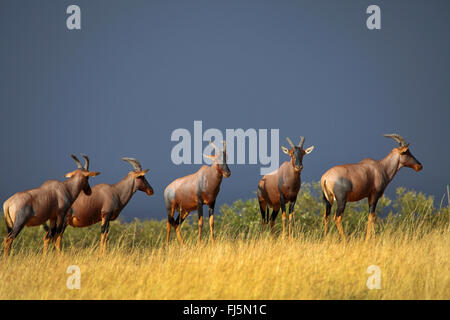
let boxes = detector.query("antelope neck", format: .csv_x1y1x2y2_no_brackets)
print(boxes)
113,174,136,206
379,150,401,183
64,175,85,201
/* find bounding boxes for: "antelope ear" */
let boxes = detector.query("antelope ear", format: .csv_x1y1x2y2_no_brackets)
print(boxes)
84,171,100,177
398,145,409,154
203,154,216,160
281,146,290,155
64,170,76,178
304,146,315,154
133,169,149,178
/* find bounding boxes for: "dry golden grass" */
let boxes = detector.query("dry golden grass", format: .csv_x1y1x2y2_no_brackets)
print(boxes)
1,230,448,300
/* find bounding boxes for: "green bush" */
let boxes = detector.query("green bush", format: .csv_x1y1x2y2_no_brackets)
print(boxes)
1,184,449,252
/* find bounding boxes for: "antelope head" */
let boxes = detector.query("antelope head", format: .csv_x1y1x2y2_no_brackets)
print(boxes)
122,157,154,196
64,154,100,195
204,140,231,178
281,136,314,172
384,134,422,172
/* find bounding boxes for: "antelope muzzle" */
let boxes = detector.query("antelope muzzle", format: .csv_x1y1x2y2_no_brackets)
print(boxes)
144,179,154,196
146,186,154,196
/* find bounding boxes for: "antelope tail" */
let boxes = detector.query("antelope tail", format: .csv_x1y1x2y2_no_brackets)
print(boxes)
3,202,13,234
322,179,333,204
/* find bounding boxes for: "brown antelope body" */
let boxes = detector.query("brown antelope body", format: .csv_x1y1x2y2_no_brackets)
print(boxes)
54,158,153,252
320,134,422,241
3,155,99,257
257,137,314,239
164,141,230,245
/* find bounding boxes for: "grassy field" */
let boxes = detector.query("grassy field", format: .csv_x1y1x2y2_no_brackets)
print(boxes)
0,184,449,300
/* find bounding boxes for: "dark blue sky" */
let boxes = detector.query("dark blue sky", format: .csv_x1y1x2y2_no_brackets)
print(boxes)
1,1,449,220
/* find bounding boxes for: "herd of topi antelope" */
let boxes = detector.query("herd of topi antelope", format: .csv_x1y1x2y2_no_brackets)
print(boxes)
2,134,422,257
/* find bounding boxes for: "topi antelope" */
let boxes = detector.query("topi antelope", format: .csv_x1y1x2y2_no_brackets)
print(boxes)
164,140,230,245
257,137,314,239
3,154,100,257
321,134,422,241
52,157,153,253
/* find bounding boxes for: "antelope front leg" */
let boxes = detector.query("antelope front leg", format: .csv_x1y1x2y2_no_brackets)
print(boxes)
288,200,296,241
100,212,112,254
43,234,51,256
366,212,376,241
208,201,216,244
281,212,287,237
269,209,279,236
175,224,184,246
197,203,203,245
366,197,379,241
280,197,287,239
43,220,56,256
52,209,70,253
54,215,69,253
54,232,65,253
175,211,189,246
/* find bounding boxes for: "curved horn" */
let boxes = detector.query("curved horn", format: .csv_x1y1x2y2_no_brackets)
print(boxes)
222,140,227,153
81,154,89,171
298,136,305,149
122,157,143,172
383,134,408,147
286,137,295,148
71,154,83,169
